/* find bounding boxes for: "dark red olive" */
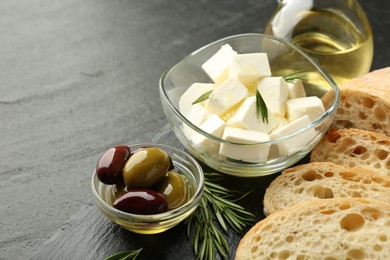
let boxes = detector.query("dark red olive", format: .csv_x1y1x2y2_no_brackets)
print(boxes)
96,145,131,184
113,189,168,214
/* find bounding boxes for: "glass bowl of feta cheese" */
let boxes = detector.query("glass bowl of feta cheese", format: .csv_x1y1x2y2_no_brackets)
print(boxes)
159,33,340,177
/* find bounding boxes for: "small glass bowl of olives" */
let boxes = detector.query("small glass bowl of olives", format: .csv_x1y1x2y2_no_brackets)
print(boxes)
91,143,204,234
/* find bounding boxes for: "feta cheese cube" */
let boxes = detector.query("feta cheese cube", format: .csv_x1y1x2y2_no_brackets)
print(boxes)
199,114,226,137
186,104,211,125
201,44,237,84
191,114,226,154
270,115,317,156
257,77,288,117
275,116,289,129
227,96,277,133
205,78,248,117
179,83,215,117
219,127,270,163
229,53,271,92
286,96,325,122
182,104,211,140
287,79,306,99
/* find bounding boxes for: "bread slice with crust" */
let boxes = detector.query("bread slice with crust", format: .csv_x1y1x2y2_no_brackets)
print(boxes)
263,162,390,215
236,198,390,260
328,67,390,136
310,128,390,176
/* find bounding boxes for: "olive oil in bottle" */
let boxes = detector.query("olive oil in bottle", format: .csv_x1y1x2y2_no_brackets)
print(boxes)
265,0,373,87
289,10,373,86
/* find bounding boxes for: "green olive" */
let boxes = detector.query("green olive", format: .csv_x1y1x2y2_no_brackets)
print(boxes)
154,171,188,210
123,147,170,188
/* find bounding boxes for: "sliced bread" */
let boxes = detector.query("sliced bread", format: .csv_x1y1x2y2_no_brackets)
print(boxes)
263,162,390,215
236,198,390,259
310,128,390,176
328,67,390,136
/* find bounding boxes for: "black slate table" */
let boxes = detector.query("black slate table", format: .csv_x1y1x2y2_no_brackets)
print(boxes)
1,1,389,259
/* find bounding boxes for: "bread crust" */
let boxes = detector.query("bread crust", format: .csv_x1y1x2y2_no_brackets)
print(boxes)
331,67,390,136
264,162,390,215
341,67,390,102
236,198,390,259
310,128,390,175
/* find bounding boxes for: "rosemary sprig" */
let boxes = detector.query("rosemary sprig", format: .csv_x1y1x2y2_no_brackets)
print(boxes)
282,70,308,83
192,90,213,105
256,89,268,123
185,172,255,260
105,248,143,260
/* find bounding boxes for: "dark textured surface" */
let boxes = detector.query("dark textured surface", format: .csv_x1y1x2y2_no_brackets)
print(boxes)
30,126,277,260
0,0,389,259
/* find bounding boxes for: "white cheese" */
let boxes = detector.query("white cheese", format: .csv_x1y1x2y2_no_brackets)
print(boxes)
257,77,288,117
201,44,237,84
180,46,326,163
199,114,226,137
205,78,248,117
270,115,317,156
273,115,289,130
286,96,325,122
179,83,215,117
219,127,270,163
287,79,306,99
191,114,226,154
267,144,280,160
186,104,211,125
227,96,277,133
182,104,211,140
229,53,271,92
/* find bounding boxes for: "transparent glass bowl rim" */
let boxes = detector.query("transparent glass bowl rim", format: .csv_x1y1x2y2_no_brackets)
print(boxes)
159,33,340,146
91,143,204,222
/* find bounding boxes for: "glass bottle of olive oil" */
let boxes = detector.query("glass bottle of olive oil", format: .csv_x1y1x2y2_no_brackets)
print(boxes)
265,0,373,87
